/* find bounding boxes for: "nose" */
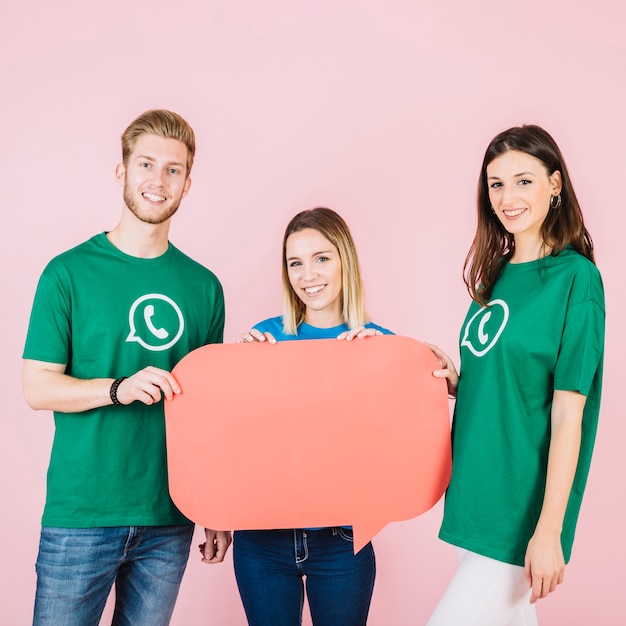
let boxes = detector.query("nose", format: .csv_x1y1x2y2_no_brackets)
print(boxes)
151,167,167,187
302,262,318,281
502,184,518,205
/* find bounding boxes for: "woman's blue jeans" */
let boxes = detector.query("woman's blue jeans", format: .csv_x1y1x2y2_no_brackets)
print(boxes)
32,524,194,626
233,528,375,626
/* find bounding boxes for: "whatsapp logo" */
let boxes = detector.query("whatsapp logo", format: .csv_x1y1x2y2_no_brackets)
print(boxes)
126,294,185,351
460,299,509,357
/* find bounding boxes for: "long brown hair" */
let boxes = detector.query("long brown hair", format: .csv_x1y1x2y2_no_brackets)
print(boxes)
281,207,369,335
465,124,594,305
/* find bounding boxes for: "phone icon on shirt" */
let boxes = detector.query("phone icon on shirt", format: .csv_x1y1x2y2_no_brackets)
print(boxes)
477,311,491,345
461,299,509,358
144,305,169,339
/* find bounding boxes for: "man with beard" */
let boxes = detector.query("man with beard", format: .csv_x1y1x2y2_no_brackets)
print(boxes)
23,109,231,626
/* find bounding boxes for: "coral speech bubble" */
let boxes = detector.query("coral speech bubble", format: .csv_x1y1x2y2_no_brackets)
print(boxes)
165,335,451,552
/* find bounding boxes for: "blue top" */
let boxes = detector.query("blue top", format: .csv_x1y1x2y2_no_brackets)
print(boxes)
254,316,393,340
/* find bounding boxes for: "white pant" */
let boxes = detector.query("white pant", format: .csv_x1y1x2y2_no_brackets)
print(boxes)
427,549,538,626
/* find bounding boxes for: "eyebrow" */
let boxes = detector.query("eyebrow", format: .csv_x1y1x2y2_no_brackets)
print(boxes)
487,171,536,180
286,250,335,261
136,154,186,169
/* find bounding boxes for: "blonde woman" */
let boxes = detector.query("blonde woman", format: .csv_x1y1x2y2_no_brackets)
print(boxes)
234,207,392,626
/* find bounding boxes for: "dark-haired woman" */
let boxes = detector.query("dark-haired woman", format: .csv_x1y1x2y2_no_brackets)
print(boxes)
427,125,605,625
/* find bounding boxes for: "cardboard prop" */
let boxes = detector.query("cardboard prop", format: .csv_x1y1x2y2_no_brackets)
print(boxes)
165,335,451,552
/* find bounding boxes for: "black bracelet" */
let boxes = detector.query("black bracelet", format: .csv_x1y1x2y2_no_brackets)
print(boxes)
110,376,128,405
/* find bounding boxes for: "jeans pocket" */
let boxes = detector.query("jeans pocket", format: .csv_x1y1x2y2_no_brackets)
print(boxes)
336,527,354,542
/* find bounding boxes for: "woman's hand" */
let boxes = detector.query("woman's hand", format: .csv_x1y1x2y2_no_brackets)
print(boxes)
337,325,382,341
199,529,232,564
423,342,459,398
237,329,277,344
524,527,565,603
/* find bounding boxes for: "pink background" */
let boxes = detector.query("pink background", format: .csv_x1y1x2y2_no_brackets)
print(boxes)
1,1,623,624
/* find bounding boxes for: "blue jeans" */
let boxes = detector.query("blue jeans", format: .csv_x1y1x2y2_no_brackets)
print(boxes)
33,525,194,626
233,528,375,626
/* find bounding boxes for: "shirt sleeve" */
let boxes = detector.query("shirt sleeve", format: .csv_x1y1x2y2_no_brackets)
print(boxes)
366,322,394,335
203,279,225,346
22,266,71,365
253,317,284,338
553,266,605,396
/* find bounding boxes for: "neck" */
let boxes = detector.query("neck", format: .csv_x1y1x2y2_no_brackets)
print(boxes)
305,306,344,329
510,234,552,264
107,210,171,258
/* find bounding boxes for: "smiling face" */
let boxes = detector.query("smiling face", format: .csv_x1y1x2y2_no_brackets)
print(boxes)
285,228,344,328
487,150,561,258
116,133,191,225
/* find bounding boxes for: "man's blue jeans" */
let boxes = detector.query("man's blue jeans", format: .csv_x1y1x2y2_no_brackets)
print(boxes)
233,528,375,626
33,524,194,626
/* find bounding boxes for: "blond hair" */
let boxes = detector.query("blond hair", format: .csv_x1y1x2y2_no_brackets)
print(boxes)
121,109,195,175
281,207,369,335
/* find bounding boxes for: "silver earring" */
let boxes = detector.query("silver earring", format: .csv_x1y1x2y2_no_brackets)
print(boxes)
550,194,562,210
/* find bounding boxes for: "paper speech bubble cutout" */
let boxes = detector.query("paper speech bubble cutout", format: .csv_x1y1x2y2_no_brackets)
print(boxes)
165,335,451,552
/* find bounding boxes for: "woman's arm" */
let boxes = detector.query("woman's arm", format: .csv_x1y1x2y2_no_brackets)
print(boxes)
524,389,587,603
336,325,382,340
239,329,277,344
424,343,460,398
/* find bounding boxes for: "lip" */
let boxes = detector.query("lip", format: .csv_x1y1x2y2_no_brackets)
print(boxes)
502,207,527,219
302,285,327,296
142,191,167,204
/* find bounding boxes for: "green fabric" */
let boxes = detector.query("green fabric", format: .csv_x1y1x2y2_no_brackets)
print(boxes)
439,248,604,566
23,233,224,527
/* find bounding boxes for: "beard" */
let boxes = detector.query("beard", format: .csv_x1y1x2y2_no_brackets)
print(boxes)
124,185,181,225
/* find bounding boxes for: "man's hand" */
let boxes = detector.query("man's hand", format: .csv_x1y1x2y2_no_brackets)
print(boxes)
115,366,181,405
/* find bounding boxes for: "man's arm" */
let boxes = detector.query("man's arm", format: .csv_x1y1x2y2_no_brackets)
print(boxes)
23,359,181,413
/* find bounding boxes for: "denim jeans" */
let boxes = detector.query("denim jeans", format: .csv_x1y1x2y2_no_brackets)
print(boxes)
233,528,375,626
33,524,194,626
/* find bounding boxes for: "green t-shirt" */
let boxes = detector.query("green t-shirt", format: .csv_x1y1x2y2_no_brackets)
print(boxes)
23,233,225,527
439,248,605,566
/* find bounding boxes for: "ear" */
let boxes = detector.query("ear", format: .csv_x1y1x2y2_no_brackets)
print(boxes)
182,176,192,198
115,162,126,187
549,170,562,195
